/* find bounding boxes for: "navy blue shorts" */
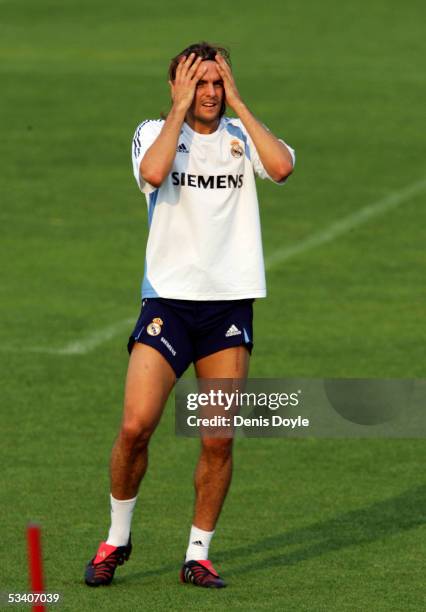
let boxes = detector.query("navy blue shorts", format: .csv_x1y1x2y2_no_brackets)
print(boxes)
128,298,254,378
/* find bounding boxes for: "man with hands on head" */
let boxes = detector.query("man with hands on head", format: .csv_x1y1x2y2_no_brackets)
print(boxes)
84,41,295,590
141,48,293,184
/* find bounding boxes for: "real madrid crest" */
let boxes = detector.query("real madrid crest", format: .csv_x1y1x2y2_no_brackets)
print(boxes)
147,317,163,336
230,139,244,158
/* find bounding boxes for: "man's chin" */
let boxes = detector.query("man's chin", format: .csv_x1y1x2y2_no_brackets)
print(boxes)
194,109,222,124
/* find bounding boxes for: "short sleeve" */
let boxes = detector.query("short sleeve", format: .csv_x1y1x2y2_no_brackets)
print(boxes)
131,120,164,194
245,123,296,184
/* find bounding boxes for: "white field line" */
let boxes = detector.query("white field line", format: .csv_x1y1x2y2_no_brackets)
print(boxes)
265,177,426,270
6,177,425,357
22,317,135,356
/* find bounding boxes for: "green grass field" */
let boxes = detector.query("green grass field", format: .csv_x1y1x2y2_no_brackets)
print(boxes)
1,0,425,609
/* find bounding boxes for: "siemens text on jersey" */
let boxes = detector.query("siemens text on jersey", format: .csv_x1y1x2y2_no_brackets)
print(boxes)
171,172,244,189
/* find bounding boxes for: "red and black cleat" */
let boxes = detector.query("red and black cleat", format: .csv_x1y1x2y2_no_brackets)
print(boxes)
84,535,132,587
180,559,226,588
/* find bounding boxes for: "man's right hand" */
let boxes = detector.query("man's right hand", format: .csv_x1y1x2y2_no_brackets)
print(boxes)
169,53,207,112
140,54,207,189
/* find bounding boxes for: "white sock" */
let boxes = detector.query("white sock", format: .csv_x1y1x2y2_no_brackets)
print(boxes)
106,494,137,547
185,525,215,562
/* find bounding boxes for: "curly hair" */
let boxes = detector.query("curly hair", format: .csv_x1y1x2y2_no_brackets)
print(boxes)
168,41,231,118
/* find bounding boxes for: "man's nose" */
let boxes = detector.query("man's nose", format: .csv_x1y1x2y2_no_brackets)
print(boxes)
206,82,215,97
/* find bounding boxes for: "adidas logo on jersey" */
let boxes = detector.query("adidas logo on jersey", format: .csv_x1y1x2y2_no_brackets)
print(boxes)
225,324,241,337
176,143,189,153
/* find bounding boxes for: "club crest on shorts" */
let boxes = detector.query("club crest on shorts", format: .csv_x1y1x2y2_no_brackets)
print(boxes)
230,139,244,158
147,317,163,336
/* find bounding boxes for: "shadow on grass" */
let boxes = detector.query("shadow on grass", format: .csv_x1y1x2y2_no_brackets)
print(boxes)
121,485,425,582
221,484,426,574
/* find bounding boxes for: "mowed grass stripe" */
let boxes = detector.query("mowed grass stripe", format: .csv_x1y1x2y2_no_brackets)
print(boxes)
265,176,426,269
2,176,423,356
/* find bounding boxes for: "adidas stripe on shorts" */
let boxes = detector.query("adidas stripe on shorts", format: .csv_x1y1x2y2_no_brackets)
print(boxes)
128,298,254,378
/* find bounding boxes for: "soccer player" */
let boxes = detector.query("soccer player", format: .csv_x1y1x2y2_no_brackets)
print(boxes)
84,41,295,588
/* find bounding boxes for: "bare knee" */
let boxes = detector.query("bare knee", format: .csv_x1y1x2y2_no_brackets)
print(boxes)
201,438,233,462
119,419,154,452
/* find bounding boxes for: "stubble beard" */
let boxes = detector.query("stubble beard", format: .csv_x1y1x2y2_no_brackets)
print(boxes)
187,101,222,129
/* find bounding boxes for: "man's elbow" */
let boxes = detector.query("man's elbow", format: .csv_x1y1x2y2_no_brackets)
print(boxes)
271,160,294,183
141,173,163,188
139,166,164,189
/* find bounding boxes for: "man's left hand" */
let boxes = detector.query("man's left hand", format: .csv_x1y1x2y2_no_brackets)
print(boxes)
215,53,243,111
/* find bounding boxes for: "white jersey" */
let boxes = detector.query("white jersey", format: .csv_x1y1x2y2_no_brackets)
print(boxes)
131,117,295,300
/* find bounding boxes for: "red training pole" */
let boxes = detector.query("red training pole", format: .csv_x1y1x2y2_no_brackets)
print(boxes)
27,523,46,612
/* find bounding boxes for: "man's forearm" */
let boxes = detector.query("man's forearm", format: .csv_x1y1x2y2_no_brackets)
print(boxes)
233,100,293,182
139,104,187,187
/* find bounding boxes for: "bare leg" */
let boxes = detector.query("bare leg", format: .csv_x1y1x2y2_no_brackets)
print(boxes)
110,343,176,499
192,346,250,530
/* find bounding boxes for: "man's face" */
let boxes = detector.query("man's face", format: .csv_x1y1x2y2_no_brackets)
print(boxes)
187,60,224,125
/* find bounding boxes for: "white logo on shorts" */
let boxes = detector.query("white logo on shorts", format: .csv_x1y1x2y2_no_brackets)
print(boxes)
161,336,176,356
225,324,241,337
